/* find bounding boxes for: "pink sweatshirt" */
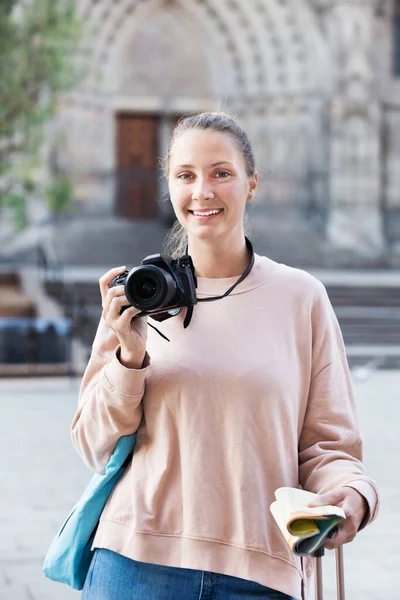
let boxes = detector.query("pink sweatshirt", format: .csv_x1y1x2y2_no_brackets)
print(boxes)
71,254,379,599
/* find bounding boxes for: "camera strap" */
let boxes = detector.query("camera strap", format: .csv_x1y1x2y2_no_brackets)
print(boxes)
183,237,255,329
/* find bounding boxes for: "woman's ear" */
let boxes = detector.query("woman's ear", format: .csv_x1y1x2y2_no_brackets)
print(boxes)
247,172,259,203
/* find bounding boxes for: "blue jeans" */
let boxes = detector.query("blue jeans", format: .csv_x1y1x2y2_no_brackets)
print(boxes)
81,548,295,600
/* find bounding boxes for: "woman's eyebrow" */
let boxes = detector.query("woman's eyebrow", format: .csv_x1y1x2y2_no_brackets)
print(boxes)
174,161,233,169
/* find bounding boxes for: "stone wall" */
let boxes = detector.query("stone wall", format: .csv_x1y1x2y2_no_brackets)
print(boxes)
46,0,400,263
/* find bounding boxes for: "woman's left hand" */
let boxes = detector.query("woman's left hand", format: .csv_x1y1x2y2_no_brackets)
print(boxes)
307,487,368,550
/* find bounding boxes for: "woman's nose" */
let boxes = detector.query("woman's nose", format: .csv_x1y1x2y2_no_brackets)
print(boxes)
191,179,214,201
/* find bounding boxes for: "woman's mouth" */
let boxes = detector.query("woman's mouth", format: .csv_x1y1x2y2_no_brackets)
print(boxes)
188,209,223,219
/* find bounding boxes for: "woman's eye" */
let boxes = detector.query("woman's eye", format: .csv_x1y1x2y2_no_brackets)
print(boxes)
178,173,193,180
215,171,230,178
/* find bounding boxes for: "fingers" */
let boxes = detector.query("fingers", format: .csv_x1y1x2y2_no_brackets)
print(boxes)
102,287,142,325
322,494,359,549
308,489,345,509
308,487,364,550
122,306,143,328
99,266,126,306
115,305,143,331
322,528,339,551
323,518,358,549
98,267,146,360
102,285,127,319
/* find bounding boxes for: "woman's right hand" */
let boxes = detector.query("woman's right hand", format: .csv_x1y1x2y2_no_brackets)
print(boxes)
99,266,148,369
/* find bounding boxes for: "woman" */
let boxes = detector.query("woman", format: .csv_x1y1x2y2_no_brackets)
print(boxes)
72,112,379,600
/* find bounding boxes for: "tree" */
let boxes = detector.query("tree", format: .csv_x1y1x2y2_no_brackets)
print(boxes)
0,0,82,228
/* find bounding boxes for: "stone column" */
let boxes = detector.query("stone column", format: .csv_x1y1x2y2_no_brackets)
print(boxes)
325,0,384,256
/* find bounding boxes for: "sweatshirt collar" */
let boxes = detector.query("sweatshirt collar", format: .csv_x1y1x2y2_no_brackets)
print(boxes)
195,254,280,298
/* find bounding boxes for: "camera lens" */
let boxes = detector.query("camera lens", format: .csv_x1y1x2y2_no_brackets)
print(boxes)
125,265,176,311
137,278,157,300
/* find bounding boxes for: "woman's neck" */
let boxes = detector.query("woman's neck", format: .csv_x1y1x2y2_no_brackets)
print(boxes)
188,236,251,279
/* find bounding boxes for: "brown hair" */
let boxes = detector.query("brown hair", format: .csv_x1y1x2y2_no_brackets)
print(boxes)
163,111,255,258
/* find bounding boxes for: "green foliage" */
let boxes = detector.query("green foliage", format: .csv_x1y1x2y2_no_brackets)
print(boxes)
45,177,74,215
1,192,28,230
0,0,82,224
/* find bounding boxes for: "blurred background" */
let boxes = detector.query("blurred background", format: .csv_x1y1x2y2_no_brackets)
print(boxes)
0,1,399,599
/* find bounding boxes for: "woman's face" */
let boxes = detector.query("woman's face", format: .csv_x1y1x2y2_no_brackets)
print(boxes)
168,129,258,243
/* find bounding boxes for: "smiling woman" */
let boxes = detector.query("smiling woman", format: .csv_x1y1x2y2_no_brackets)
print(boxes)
72,111,379,600
165,112,258,278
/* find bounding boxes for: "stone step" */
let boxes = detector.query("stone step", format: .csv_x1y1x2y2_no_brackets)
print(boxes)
2,216,170,268
44,279,400,364
346,347,400,370
326,289,400,307
3,212,399,270
50,282,400,308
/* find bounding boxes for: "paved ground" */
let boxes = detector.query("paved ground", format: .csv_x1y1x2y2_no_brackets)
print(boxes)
0,370,398,600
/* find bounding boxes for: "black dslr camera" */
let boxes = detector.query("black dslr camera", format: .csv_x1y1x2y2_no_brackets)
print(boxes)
109,253,197,322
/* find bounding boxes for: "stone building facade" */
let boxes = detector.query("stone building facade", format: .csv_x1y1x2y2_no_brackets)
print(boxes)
50,0,400,266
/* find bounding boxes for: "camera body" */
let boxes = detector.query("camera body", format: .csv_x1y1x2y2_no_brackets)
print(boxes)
109,253,197,322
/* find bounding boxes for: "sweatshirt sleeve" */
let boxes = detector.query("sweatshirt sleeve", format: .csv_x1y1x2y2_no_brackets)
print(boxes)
298,281,380,528
70,317,151,473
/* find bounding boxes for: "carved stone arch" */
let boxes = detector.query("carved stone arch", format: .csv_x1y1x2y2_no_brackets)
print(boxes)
291,0,332,95
257,0,331,95
75,0,92,18
222,0,268,91
205,0,265,96
229,0,332,99
103,0,215,100
83,0,143,88
73,0,121,90
190,0,248,94
77,0,332,101
78,0,106,22
273,0,314,91
247,0,293,94
79,0,116,62
80,0,250,98
259,0,299,91
154,0,247,97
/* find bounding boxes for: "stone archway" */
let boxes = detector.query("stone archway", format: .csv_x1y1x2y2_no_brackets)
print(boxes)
80,0,332,102
68,0,334,222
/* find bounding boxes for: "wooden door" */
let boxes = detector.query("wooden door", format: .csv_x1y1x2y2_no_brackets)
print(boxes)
115,114,160,219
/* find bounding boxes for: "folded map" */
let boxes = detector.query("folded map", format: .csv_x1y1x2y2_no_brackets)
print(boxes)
270,487,346,556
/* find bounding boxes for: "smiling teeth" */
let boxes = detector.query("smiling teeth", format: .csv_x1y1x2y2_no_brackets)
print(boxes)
192,210,222,216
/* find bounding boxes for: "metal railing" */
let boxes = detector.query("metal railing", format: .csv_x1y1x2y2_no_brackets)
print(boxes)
37,238,95,355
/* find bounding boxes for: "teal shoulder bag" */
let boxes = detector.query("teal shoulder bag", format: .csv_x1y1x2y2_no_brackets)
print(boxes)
42,433,136,590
